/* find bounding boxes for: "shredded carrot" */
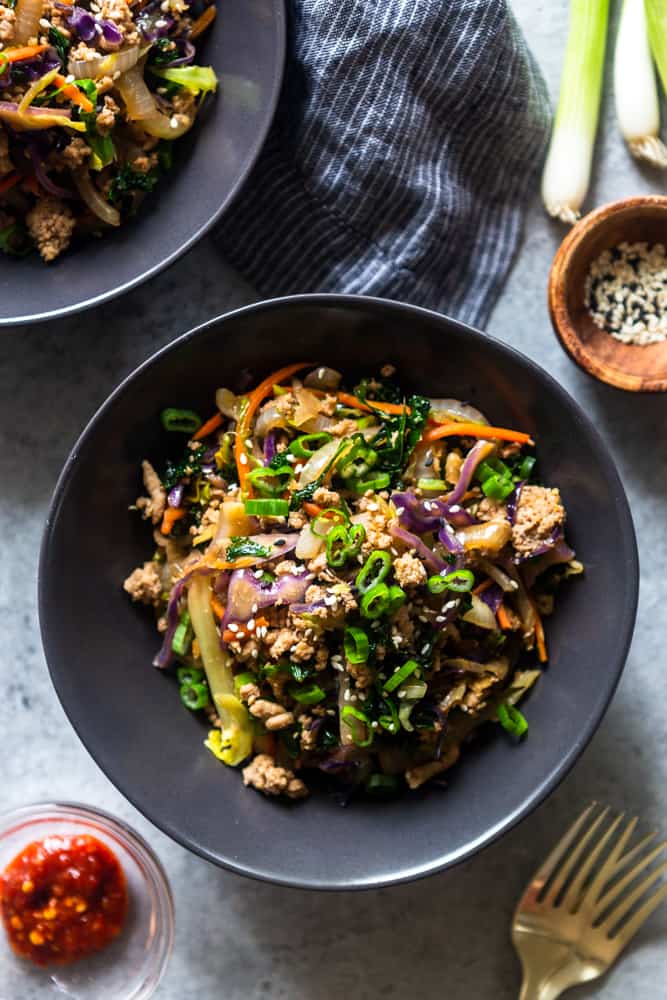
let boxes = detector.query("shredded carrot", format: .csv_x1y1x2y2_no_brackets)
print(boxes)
235,363,312,492
161,506,186,535
0,171,20,195
303,502,323,518
473,579,493,596
53,74,94,113
422,422,533,446
336,391,411,416
190,4,217,39
496,603,512,631
192,638,200,659
4,45,49,64
211,596,226,621
530,599,548,663
193,412,224,441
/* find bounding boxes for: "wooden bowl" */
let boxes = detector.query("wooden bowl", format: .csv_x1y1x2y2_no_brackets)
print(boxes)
548,196,667,391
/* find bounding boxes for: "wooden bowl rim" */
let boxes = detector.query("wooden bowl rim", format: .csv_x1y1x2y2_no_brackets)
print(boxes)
548,195,667,393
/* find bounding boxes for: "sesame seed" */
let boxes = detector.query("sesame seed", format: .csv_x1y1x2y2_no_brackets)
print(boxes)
251,649,258,658
251,603,258,614
294,464,304,474
435,615,445,623
245,438,253,448
170,115,179,128
239,453,248,465
395,506,405,516
65,74,75,84
39,17,51,27
247,619,255,630
227,623,239,633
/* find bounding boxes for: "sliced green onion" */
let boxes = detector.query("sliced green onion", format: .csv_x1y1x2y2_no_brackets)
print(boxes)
341,705,373,747
516,456,536,481
383,659,419,693
365,774,400,796
180,681,210,710
497,702,529,737
288,681,326,705
161,408,202,434
541,0,610,223
356,550,391,593
337,440,378,481
326,524,352,567
349,473,391,494
177,665,204,686
233,671,257,693
244,499,289,517
618,0,667,166
151,64,218,95
427,569,475,595
247,463,292,496
378,698,400,734
360,582,390,620
344,626,369,664
172,610,193,656
310,507,349,537
481,474,515,501
385,585,407,614
417,478,449,492
356,415,377,430
290,432,333,458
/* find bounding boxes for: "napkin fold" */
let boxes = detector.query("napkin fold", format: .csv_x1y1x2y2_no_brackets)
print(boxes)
217,0,550,327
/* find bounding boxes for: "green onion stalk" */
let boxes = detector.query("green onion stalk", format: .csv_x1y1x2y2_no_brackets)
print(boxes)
615,0,667,166
541,0,610,223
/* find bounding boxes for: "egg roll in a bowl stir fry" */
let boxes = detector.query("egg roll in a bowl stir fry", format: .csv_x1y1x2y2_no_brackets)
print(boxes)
0,0,217,261
124,364,582,801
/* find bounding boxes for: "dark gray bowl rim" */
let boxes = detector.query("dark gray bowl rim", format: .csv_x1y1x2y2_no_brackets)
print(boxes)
0,3,286,328
38,293,639,890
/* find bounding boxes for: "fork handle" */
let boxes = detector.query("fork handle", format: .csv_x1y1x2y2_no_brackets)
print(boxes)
519,971,564,1000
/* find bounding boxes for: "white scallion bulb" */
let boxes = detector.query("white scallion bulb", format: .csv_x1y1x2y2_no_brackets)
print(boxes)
541,0,610,224
615,0,667,167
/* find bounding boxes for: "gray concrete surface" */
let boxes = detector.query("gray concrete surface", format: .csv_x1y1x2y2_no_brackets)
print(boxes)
1,2,666,997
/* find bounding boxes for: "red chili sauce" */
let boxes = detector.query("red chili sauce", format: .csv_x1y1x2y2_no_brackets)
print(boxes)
0,834,128,966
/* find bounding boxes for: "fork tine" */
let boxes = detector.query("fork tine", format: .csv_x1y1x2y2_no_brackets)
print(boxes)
580,815,639,907
543,806,610,905
521,802,598,900
593,839,667,921
597,854,667,933
562,811,626,912
611,879,667,952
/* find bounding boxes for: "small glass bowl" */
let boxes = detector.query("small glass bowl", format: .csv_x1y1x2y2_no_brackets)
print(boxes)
0,802,174,1000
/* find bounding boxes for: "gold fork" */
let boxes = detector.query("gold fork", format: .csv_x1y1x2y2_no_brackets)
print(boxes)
512,802,667,999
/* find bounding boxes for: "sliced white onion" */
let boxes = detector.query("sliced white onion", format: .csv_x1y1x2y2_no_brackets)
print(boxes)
429,399,489,425
116,64,157,120
140,111,194,139
461,594,498,631
296,437,340,487
254,400,288,438
215,387,243,421
74,170,120,227
295,523,323,561
14,0,43,45
68,46,141,81
475,556,517,592
457,519,512,554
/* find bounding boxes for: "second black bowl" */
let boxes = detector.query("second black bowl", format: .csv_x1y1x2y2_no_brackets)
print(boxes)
0,0,285,326
39,295,638,889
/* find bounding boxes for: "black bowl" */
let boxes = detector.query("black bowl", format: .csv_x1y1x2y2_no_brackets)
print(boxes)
0,0,285,326
39,295,639,889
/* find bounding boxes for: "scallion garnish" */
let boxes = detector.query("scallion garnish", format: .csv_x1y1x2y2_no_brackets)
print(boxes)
497,702,529,737
341,705,374,747
355,550,391,593
288,682,326,705
360,582,391,620
290,432,333,458
179,681,210,711
172,610,193,656
160,408,203,434
383,659,419,693
344,626,369,664
244,499,290,517
427,569,475,595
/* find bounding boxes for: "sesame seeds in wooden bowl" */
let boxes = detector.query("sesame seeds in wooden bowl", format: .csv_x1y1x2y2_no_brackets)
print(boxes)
548,196,667,391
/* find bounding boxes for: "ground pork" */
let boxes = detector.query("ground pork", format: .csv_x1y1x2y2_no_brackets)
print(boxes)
130,153,159,174
43,0,72,31
242,754,308,799
123,561,162,605
347,660,374,689
476,497,508,523
61,138,90,170
392,603,415,644
136,459,166,524
274,559,301,576
0,3,15,42
312,486,341,506
99,0,139,47
248,699,294,731
96,95,119,135
0,124,12,176
328,418,359,437
25,197,76,262
445,450,463,485
512,485,565,557
393,552,427,588
288,510,307,530
69,41,100,65
299,718,319,751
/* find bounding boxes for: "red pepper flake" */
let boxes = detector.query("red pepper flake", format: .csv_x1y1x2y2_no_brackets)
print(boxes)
0,835,128,967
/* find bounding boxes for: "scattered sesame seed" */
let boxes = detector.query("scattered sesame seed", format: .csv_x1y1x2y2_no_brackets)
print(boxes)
251,602,258,614
395,506,405,516
247,619,255,630
65,74,75,84
170,115,179,128
435,615,445,623
245,438,253,448
254,570,263,579
294,464,304,474
251,649,258,658
421,643,429,654
227,623,239,633
39,17,51,27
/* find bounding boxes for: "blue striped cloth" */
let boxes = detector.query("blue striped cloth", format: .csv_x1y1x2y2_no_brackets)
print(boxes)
217,0,550,328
